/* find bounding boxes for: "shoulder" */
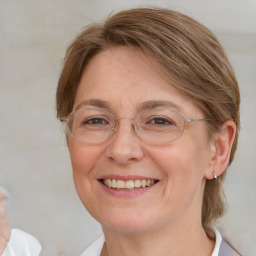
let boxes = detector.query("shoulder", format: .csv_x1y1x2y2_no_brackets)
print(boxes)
211,227,242,256
2,229,41,256
219,238,242,256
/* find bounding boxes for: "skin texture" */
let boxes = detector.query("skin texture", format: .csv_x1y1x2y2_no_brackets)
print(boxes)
69,46,236,256
0,188,11,254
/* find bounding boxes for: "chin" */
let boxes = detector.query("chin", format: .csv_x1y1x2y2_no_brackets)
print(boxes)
102,219,154,234
93,207,161,234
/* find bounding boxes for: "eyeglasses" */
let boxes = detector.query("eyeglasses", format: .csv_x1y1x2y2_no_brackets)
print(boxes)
61,108,210,144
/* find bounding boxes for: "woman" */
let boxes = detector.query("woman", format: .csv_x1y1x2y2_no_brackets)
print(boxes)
57,7,241,256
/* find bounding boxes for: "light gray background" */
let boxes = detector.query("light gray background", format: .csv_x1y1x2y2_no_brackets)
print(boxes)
0,0,255,255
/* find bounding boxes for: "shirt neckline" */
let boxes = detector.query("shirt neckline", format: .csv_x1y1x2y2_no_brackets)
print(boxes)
80,227,222,256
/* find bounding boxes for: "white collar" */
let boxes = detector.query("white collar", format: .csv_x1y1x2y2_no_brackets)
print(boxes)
211,227,222,256
80,235,104,256
80,228,222,256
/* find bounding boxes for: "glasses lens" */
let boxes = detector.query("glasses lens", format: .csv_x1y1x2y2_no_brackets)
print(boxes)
67,109,115,143
135,109,185,143
65,109,186,144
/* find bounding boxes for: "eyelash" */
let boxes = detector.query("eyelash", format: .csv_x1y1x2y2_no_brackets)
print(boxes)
147,117,175,126
84,117,109,125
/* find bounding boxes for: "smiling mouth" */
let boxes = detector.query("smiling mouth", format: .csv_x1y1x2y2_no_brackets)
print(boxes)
100,179,159,190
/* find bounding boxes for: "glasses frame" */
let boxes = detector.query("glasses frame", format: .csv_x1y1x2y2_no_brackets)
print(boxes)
60,108,211,144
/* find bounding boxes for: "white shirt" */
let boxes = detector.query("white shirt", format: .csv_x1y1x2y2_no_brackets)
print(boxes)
1,229,41,256
80,227,222,256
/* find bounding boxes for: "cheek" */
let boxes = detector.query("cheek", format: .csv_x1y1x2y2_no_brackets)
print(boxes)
68,140,107,212
69,140,104,178
146,137,209,183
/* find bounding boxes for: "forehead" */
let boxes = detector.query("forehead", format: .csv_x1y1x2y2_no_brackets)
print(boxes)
74,46,202,116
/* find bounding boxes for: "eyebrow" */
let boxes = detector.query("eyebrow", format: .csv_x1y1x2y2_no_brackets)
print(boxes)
75,99,181,112
139,100,181,111
75,99,111,110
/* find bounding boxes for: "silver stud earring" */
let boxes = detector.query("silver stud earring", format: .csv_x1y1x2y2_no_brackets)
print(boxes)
213,172,218,180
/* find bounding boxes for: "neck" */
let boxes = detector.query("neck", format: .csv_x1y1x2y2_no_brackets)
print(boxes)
101,220,215,256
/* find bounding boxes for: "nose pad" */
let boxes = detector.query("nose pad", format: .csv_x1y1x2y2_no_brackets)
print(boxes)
111,119,119,133
105,118,144,164
112,118,136,134
110,118,137,140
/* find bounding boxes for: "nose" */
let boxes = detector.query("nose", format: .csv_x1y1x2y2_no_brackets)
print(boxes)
105,118,144,165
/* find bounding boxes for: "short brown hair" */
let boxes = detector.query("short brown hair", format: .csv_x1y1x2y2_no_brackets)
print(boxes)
56,7,240,229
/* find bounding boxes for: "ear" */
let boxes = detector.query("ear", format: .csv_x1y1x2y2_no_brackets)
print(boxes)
204,120,236,180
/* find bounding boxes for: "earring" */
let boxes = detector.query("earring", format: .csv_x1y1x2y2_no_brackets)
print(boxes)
213,172,218,180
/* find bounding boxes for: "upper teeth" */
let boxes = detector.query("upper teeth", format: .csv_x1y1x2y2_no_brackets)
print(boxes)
103,179,156,189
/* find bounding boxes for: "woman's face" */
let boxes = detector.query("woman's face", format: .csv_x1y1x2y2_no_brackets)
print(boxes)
69,46,214,234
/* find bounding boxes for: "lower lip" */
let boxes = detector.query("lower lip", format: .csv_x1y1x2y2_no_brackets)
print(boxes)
98,181,157,197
